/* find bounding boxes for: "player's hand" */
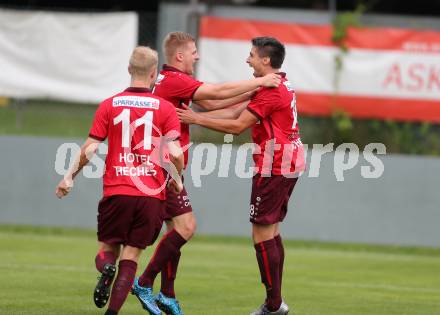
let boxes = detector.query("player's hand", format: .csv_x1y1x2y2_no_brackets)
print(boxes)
167,177,183,194
55,178,73,199
176,104,200,125
260,73,281,87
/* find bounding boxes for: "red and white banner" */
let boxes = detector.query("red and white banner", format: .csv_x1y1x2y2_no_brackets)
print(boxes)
198,16,440,122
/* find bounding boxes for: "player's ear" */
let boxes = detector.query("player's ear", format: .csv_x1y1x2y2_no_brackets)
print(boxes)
150,67,158,81
262,56,271,66
128,65,133,75
176,51,184,62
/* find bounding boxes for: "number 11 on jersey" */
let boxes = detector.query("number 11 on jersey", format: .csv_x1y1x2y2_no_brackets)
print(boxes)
291,97,298,129
113,108,154,150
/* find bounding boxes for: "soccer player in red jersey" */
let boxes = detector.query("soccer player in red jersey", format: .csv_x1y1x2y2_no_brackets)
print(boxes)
55,46,184,315
177,37,305,315
135,32,282,315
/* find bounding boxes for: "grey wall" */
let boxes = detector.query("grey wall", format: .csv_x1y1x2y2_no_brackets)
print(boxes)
1,136,439,247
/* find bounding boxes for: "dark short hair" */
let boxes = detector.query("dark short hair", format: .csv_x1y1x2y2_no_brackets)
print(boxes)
251,37,285,69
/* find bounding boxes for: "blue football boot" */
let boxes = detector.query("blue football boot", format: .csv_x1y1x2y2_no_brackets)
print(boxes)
156,292,184,315
131,278,162,315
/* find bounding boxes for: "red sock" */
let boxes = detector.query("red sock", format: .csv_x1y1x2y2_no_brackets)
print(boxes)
274,234,284,288
95,250,117,273
255,238,281,312
139,229,186,288
160,251,181,298
107,260,137,313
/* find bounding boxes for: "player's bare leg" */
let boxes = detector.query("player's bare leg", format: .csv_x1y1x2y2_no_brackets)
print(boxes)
252,223,277,244
273,224,280,239
119,245,142,262
170,211,196,241
251,223,289,315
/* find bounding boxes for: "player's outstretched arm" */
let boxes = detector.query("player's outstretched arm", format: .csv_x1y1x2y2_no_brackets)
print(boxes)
194,90,255,111
192,73,280,101
176,105,258,135
167,140,184,194
55,137,101,199
197,101,249,120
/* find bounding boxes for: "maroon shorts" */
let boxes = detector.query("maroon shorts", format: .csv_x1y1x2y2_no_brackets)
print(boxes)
249,174,298,225
97,195,165,249
163,184,193,221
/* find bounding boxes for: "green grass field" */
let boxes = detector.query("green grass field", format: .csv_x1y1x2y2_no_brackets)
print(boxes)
0,226,439,315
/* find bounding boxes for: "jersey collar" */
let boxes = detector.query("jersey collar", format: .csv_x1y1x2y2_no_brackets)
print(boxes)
125,87,151,93
162,64,186,74
276,72,286,78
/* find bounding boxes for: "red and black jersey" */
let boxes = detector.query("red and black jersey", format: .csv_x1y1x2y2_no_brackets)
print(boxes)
89,87,180,200
247,73,305,175
153,64,203,167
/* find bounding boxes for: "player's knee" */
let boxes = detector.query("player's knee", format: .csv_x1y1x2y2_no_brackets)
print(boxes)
177,216,196,240
251,231,259,244
100,243,120,256
120,246,142,262
187,216,197,235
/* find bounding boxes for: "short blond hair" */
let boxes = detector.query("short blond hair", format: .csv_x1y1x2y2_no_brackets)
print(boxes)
129,46,158,76
163,31,195,62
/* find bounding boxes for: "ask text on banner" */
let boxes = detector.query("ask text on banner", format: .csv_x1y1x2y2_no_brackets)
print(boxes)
198,16,440,122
